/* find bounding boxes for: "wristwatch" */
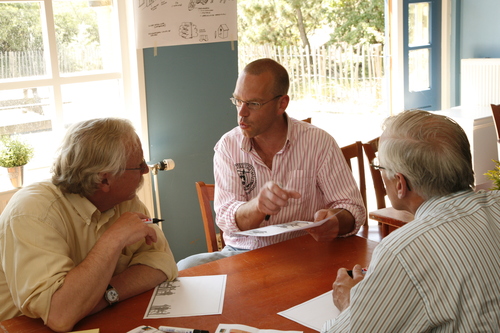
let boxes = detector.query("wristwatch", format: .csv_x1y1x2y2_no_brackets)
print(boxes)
104,284,119,306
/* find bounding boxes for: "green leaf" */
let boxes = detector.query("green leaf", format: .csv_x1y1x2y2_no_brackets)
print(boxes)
0,136,34,168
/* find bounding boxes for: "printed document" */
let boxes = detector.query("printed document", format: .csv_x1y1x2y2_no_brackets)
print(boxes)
144,275,226,319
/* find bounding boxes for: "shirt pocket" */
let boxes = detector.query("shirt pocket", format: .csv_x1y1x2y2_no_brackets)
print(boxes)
283,170,315,210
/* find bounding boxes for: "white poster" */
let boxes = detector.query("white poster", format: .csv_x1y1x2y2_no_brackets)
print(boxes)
134,0,237,49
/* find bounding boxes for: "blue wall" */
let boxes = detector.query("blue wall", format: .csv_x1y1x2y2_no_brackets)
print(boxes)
143,42,238,261
460,0,500,59
454,0,500,105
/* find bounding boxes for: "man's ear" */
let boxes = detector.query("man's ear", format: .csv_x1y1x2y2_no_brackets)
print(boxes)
98,173,111,193
395,173,409,199
277,95,290,115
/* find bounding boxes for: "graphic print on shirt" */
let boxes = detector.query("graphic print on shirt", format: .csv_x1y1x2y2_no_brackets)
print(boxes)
235,163,256,194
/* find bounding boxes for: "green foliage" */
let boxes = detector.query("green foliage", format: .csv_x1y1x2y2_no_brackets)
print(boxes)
327,0,385,45
238,0,332,47
0,3,43,52
237,0,385,48
54,1,100,47
0,136,35,168
484,160,500,190
0,1,99,53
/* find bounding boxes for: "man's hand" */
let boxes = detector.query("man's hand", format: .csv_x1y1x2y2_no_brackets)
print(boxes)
235,181,301,231
106,212,158,247
332,265,365,312
256,181,301,217
308,208,354,241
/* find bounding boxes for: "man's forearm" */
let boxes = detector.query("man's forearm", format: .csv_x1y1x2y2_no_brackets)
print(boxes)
47,237,123,332
234,198,267,231
336,209,356,236
88,264,167,315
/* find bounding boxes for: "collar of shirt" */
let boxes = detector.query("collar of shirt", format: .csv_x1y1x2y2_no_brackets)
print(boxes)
240,113,294,154
414,189,475,220
66,191,115,228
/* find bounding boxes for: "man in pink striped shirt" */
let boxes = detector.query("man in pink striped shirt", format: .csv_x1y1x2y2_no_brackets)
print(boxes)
177,58,365,270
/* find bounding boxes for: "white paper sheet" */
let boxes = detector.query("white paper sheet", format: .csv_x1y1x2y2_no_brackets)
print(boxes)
234,217,331,237
278,291,340,332
133,0,237,49
144,275,226,319
215,323,302,333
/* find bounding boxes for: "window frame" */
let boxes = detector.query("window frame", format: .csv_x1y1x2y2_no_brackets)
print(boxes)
0,0,153,211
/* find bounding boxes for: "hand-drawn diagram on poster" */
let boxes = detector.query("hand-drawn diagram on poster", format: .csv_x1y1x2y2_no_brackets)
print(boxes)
134,0,237,49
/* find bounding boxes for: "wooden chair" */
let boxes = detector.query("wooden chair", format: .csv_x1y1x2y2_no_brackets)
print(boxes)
195,181,225,252
302,117,312,123
491,104,500,143
340,141,368,226
362,137,414,237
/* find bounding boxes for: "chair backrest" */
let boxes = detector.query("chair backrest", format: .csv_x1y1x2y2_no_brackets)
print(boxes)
340,141,367,225
195,181,225,252
491,104,500,142
302,117,312,123
362,137,387,209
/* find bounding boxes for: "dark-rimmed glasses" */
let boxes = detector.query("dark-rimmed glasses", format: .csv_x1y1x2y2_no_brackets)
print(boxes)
370,157,385,171
230,95,282,110
370,157,411,191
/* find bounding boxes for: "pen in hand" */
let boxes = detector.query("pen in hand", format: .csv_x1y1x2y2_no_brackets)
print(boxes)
142,218,164,224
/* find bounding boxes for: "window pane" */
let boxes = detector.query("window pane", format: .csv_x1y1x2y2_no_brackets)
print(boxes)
61,80,124,125
408,2,429,47
0,2,46,79
409,49,430,91
0,87,56,174
0,87,53,136
54,0,119,74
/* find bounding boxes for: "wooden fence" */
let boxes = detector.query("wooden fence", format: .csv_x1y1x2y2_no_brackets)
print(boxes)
0,46,103,79
238,43,385,105
1,43,385,108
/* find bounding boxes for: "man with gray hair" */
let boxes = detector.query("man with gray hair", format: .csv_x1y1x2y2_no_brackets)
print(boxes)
323,110,500,332
0,118,178,332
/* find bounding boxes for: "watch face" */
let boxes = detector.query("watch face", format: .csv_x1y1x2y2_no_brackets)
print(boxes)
106,289,119,303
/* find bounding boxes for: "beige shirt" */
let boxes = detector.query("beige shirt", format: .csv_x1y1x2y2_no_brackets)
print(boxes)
0,180,178,322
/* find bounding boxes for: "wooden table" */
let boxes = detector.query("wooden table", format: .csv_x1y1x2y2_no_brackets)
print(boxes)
0,235,378,333
369,207,414,237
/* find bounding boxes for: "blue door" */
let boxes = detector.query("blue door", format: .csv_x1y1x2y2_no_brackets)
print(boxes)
404,0,441,110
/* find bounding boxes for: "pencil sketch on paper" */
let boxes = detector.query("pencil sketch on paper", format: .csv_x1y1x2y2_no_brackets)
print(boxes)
234,210,344,237
234,219,329,237
147,280,180,316
144,275,226,319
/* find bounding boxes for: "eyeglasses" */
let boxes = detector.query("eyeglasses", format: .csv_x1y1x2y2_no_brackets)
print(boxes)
370,157,385,171
125,159,149,173
229,95,282,110
371,157,411,191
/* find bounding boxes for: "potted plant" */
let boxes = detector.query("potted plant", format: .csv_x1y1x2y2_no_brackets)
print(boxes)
0,136,35,188
484,160,500,191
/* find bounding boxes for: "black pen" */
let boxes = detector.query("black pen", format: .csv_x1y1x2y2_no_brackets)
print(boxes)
159,326,209,333
347,268,367,278
142,218,164,224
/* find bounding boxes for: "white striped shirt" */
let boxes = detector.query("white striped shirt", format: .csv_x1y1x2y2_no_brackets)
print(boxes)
323,189,500,332
213,115,366,250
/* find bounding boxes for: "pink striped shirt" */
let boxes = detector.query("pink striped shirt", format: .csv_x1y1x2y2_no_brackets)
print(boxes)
213,115,366,250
